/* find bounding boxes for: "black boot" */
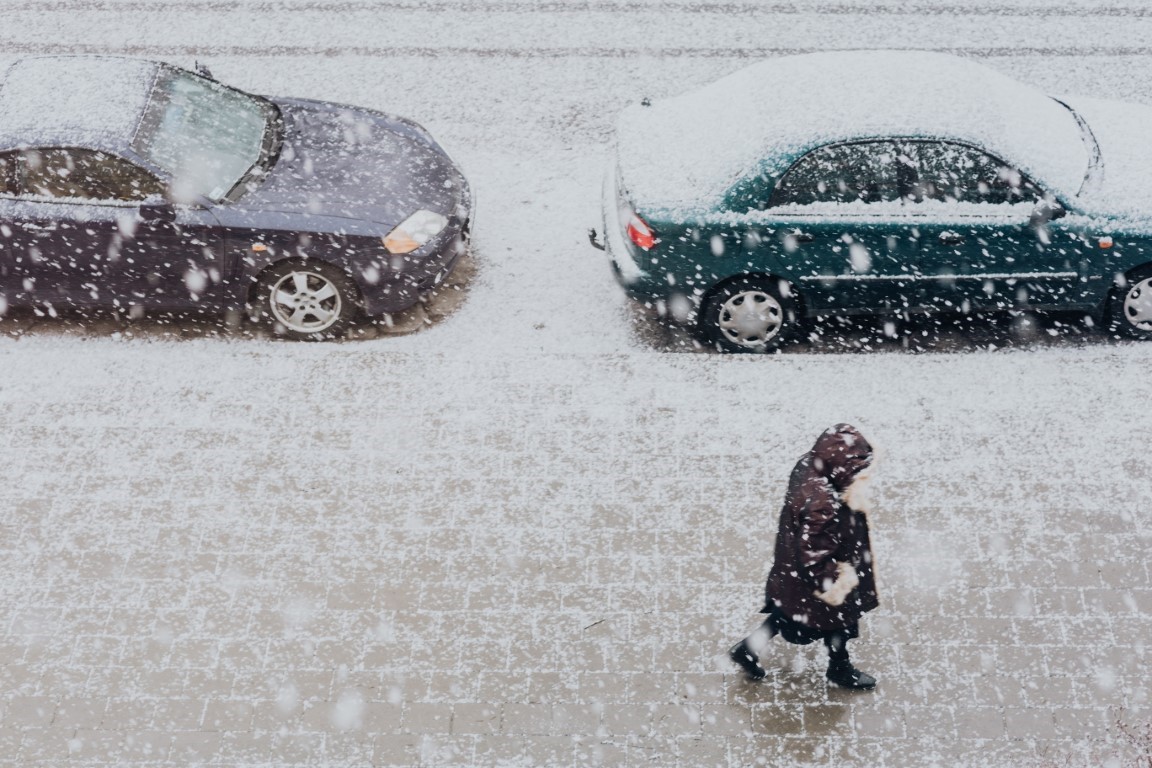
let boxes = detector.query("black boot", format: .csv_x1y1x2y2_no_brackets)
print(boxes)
826,662,876,690
824,631,875,689
728,640,766,680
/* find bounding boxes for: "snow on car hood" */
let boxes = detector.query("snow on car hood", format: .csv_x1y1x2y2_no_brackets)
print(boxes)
1063,95,1152,221
616,50,1088,211
234,98,465,229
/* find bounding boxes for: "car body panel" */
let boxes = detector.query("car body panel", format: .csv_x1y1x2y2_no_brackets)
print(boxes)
603,51,1152,328
239,98,466,230
618,199,1120,319
0,56,472,321
207,98,472,315
0,195,223,309
601,165,650,291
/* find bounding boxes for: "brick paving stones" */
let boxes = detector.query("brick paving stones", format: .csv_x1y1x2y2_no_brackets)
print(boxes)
3,2,1152,766
0,335,1149,767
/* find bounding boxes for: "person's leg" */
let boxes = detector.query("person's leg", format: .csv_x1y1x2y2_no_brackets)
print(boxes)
825,631,851,667
745,618,778,656
729,619,777,679
823,631,876,690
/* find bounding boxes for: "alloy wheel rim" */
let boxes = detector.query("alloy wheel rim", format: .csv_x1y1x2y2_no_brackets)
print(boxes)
718,289,783,348
270,270,342,333
1123,277,1152,331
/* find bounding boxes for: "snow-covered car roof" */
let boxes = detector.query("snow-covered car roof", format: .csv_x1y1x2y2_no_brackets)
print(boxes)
0,56,160,154
616,50,1090,210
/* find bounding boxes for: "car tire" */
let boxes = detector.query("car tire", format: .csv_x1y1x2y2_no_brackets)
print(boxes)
697,276,800,353
252,260,361,341
1107,266,1152,340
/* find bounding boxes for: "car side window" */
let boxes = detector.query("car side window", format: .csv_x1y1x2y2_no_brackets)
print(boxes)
770,142,902,207
18,148,165,203
905,142,1042,205
0,152,18,197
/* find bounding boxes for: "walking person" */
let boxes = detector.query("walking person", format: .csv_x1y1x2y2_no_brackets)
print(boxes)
729,423,880,689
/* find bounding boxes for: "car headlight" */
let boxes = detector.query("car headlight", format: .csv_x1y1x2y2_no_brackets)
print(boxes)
383,210,449,254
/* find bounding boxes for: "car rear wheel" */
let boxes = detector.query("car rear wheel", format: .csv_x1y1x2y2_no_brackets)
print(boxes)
697,276,800,353
1108,267,1152,340
253,261,361,340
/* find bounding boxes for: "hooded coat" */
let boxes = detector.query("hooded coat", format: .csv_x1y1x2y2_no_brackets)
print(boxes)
763,424,879,633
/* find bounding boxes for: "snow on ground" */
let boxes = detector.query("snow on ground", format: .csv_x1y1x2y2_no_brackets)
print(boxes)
1,2,1152,767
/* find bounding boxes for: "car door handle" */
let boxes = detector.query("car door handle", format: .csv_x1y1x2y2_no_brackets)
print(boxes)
790,231,815,243
938,231,965,245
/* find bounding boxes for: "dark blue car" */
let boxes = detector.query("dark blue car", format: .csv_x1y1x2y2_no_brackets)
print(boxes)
0,56,472,339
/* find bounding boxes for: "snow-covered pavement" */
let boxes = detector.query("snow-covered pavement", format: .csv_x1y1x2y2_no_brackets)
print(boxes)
2,2,1152,766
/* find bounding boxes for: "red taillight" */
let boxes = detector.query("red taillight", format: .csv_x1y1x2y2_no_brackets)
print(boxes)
626,213,658,251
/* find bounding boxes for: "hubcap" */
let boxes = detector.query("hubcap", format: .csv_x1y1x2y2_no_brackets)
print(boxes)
1123,277,1152,331
269,270,342,333
717,289,784,348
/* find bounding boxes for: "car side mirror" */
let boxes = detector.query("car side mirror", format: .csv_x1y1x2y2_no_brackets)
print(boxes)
138,196,177,224
1029,200,1067,228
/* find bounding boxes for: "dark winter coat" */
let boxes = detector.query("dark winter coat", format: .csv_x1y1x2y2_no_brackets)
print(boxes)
763,424,880,633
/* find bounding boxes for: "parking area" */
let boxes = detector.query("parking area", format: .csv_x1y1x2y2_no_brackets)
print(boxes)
2,2,1152,766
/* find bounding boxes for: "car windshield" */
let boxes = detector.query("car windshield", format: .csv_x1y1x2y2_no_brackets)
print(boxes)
132,69,277,204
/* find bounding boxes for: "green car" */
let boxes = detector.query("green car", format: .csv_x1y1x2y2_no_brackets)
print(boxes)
594,50,1152,352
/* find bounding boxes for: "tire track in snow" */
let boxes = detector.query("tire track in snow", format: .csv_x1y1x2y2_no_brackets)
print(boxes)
9,4,1152,62
18,0,1152,16
5,41,1152,59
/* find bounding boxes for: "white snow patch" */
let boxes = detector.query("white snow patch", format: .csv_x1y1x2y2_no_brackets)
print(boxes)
617,50,1088,209
0,56,156,147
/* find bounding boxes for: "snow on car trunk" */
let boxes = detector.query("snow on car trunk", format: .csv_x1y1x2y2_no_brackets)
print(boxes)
615,50,1090,212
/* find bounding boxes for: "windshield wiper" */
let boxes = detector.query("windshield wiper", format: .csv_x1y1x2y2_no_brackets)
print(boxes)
258,101,285,174
224,100,284,204
1052,97,1102,197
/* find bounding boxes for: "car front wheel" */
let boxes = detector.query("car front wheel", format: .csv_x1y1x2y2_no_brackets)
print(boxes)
1108,267,1152,340
253,261,360,340
697,276,800,353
